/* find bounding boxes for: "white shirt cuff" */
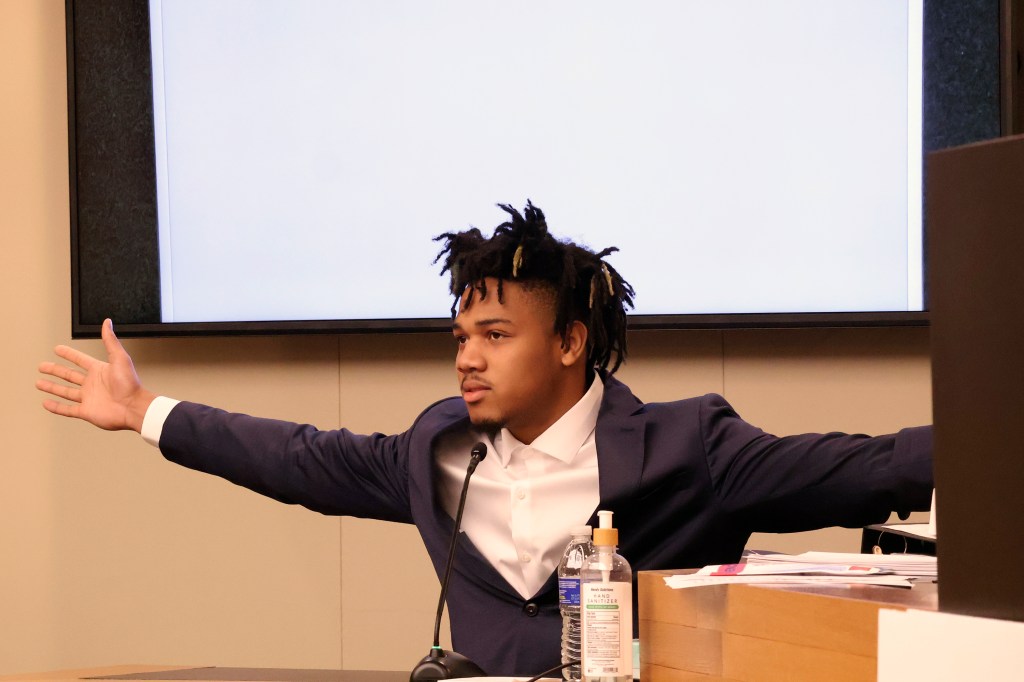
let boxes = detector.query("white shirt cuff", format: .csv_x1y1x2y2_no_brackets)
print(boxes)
141,396,182,447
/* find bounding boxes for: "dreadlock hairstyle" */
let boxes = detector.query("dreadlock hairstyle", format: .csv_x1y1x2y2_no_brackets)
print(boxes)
433,201,635,374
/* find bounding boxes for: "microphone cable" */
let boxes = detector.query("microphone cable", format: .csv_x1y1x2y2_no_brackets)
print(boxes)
524,660,579,682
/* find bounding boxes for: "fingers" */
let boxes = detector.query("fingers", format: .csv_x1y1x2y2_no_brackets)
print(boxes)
35,378,82,404
41,398,81,420
37,360,86,386
52,344,99,371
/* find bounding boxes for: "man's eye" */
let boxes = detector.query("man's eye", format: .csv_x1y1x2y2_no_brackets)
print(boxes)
488,331,504,341
454,335,467,345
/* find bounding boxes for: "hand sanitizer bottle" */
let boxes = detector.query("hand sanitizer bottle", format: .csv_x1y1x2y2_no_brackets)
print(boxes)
581,511,632,682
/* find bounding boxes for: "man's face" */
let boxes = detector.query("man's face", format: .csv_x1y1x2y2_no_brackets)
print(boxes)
453,279,585,444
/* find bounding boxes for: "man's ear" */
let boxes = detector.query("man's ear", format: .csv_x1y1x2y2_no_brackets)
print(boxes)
560,320,589,367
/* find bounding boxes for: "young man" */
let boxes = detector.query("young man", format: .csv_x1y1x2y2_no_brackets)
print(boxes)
37,202,933,676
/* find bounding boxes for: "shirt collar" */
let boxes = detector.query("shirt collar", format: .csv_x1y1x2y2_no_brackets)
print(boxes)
494,374,605,467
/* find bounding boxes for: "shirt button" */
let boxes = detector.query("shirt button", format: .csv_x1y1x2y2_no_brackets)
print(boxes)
521,553,532,563
523,602,539,617
516,489,527,500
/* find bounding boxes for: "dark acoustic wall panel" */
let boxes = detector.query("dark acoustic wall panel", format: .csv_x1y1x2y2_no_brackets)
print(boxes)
922,0,1001,154
920,0,1002,308
929,133,1024,622
69,0,160,325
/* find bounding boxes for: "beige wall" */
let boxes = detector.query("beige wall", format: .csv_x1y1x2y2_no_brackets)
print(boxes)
0,2,931,676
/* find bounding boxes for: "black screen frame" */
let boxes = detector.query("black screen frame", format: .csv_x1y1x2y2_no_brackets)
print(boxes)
67,0,1007,338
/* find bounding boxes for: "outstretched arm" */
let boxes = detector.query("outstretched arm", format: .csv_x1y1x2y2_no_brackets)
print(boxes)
36,319,156,432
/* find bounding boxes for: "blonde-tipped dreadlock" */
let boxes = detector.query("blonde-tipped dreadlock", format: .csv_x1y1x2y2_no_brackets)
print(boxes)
433,201,635,374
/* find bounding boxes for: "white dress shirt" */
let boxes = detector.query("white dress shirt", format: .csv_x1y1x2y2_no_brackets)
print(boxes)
141,395,181,446
140,377,604,599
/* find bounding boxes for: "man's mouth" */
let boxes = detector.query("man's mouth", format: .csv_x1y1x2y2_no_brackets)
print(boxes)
461,378,491,404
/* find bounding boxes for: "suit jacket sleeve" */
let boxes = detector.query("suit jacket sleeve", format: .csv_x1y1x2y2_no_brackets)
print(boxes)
158,401,414,523
698,394,933,532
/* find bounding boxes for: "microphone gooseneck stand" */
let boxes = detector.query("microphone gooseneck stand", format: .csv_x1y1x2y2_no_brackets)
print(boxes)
409,442,488,682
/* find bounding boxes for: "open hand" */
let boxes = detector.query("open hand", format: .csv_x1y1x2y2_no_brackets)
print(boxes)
37,319,155,432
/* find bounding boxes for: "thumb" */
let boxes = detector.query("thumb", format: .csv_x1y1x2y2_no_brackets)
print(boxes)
101,318,124,358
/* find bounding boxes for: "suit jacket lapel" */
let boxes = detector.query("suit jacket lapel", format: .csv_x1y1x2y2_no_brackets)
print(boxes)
593,372,647,509
410,406,526,600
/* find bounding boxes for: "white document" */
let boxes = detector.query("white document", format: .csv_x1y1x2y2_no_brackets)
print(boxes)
664,574,913,589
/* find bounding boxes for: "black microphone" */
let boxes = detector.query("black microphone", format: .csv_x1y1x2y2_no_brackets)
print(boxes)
410,442,489,682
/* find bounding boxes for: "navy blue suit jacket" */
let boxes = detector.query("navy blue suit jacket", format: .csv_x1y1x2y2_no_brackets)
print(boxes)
158,373,932,675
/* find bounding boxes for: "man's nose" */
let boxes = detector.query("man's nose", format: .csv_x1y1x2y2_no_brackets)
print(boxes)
456,338,485,373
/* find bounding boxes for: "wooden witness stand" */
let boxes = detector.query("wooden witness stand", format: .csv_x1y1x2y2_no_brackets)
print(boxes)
638,570,938,682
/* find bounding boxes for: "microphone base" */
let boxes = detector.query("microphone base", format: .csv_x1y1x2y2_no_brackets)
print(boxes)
410,648,487,682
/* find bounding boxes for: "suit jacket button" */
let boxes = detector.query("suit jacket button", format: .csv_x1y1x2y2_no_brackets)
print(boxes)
523,602,539,617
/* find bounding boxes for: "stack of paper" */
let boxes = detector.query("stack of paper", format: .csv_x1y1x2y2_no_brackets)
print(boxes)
744,549,937,578
662,550,936,590
665,563,914,589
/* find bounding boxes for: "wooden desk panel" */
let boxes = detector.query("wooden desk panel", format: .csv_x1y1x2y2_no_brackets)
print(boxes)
0,667,192,682
639,570,938,682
